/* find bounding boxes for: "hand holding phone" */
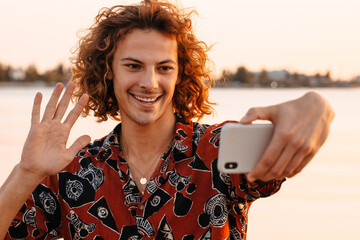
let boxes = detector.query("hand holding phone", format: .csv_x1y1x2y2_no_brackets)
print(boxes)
217,123,274,174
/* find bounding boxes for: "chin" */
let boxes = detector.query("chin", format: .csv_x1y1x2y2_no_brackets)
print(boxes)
131,113,158,126
121,105,174,126
133,118,153,126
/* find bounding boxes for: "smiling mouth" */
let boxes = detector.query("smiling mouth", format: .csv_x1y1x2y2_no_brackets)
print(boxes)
133,94,160,104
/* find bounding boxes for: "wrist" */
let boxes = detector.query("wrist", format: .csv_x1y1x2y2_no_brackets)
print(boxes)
14,163,46,186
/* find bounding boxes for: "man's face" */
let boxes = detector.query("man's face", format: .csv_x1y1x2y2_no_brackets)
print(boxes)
111,29,179,126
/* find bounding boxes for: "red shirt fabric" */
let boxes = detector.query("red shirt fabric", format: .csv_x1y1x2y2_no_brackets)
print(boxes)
7,117,283,239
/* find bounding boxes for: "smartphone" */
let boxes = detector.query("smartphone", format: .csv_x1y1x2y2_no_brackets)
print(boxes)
217,123,274,173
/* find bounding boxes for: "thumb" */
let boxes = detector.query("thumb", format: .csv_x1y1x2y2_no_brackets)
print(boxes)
240,106,274,124
68,135,91,157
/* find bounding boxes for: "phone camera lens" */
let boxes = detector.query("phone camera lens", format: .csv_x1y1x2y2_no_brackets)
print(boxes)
225,162,237,169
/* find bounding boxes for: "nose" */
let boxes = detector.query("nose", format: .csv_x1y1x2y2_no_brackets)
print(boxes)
139,67,159,91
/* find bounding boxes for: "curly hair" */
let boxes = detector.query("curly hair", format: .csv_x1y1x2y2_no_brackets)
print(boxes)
71,0,214,122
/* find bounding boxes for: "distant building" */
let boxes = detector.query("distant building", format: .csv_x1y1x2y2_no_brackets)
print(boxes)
253,70,290,81
356,76,360,84
9,69,25,81
266,70,290,81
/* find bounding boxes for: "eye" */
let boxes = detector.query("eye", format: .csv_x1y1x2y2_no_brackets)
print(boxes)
158,66,173,72
126,64,141,70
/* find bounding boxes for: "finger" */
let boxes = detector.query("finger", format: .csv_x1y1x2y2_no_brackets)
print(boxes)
284,133,323,178
31,92,43,124
63,94,89,128
53,82,76,121
288,152,315,178
261,141,299,181
247,123,295,181
67,135,91,158
240,106,274,124
42,83,64,121
281,140,317,178
281,150,305,178
247,132,286,182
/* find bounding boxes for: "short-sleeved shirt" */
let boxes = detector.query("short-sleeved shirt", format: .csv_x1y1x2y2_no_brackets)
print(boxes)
6,117,283,240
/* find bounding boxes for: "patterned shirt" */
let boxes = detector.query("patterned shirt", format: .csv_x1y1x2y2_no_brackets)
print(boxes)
7,117,283,240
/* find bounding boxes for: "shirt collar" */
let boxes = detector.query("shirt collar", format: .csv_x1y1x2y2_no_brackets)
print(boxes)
95,115,195,162
95,124,122,162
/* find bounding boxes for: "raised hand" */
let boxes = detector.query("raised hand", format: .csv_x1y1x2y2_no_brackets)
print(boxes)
19,82,91,180
241,91,335,182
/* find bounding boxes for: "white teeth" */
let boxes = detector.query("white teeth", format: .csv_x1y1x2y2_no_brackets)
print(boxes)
134,95,157,103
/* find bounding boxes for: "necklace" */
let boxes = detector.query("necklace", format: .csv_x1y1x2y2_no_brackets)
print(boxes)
140,178,147,185
128,157,162,185
120,137,173,186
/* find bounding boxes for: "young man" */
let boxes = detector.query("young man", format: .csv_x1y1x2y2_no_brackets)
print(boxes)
0,0,334,239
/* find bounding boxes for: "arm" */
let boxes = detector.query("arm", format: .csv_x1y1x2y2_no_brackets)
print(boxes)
240,91,335,182
0,82,91,238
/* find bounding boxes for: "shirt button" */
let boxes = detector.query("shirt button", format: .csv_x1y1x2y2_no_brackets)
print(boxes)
139,204,144,210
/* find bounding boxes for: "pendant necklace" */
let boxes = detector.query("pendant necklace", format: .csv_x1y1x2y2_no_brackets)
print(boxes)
140,177,147,185
120,137,173,187
128,160,160,186
125,148,169,186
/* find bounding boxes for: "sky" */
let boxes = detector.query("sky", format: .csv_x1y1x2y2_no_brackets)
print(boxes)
0,0,359,80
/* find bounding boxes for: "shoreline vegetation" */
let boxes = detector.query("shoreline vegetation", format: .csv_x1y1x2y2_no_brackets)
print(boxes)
0,62,359,88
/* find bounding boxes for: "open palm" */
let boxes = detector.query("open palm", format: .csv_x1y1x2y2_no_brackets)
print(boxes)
19,82,91,179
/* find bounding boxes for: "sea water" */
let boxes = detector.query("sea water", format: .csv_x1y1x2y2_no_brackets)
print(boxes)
0,86,359,239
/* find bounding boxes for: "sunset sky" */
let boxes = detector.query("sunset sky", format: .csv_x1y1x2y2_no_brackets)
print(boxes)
0,0,359,80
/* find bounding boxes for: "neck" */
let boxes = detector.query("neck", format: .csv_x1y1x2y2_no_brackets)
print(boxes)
120,114,176,164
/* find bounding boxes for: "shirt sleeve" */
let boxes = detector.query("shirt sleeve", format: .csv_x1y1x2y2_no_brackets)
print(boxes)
5,176,62,239
229,173,285,203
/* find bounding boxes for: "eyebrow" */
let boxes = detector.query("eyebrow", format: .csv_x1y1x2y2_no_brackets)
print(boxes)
121,57,176,65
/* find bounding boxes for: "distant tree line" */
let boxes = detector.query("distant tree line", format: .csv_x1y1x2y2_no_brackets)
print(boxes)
215,66,359,88
0,62,71,85
1,62,359,88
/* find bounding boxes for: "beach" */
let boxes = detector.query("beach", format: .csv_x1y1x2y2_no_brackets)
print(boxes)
1,86,359,239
